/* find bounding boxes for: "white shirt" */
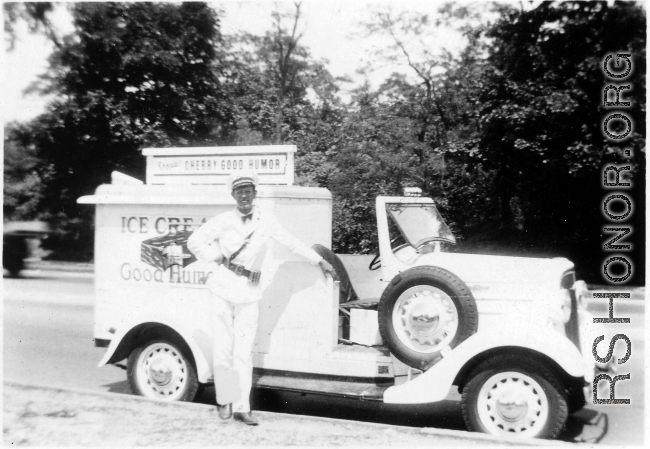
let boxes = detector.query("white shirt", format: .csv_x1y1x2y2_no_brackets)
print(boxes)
187,204,322,303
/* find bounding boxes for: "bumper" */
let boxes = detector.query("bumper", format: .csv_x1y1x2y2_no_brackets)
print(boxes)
577,308,616,384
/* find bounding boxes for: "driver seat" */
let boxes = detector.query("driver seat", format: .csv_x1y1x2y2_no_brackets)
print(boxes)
311,245,380,342
311,244,380,310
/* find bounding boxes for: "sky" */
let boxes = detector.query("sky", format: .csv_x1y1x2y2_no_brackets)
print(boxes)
2,0,471,125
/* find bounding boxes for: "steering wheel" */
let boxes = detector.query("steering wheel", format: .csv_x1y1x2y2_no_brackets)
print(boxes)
369,237,412,270
369,254,381,271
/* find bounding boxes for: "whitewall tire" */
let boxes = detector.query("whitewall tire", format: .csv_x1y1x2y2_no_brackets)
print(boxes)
461,357,568,439
127,339,199,402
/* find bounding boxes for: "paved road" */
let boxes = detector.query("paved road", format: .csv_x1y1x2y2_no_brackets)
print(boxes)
3,269,645,444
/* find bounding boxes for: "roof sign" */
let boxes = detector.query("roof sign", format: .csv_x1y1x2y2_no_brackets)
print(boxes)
142,145,296,185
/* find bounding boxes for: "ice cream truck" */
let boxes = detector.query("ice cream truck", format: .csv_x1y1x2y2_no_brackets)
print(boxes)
79,145,606,440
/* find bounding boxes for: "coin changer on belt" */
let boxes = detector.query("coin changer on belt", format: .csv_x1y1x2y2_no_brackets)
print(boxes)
225,260,261,284
223,248,261,284
219,233,262,284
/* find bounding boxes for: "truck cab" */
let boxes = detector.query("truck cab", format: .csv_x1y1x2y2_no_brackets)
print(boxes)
79,145,604,440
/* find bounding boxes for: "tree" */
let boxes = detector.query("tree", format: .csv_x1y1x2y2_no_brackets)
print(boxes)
226,2,342,146
222,0,345,192
3,122,46,221
293,83,438,254
356,4,492,188
475,1,646,282
23,2,236,260
4,2,61,50
266,2,306,144
325,2,497,252
327,92,418,253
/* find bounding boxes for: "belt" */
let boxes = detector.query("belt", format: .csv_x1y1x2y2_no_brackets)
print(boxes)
225,262,261,284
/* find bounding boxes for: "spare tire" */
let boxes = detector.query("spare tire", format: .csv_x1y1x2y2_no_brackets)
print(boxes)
378,266,478,370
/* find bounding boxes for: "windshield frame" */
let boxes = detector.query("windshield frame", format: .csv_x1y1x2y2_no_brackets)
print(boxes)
386,202,456,248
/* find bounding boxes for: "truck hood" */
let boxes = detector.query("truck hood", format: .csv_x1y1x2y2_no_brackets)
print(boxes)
406,252,574,301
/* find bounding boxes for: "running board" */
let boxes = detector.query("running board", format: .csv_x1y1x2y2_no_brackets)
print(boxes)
253,372,391,402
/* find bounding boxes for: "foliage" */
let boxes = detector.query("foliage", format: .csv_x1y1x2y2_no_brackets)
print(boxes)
473,1,646,281
4,2,60,50
3,122,46,221
327,90,420,253
15,2,236,260
324,3,497,254
4,1,646,284
225,2,341,146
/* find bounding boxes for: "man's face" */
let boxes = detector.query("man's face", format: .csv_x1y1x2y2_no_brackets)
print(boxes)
232,185,256,214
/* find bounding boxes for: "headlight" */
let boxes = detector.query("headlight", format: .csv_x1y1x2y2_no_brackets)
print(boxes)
556,288,572,323
573,280,589,309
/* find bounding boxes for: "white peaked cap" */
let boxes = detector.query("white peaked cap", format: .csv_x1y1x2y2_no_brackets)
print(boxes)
227,170,259,191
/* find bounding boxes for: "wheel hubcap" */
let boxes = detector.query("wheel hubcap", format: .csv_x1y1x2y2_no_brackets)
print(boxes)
137,343,188,401
150,361,173,386
495,391,528,422
392,286,459,353
477,371,548,437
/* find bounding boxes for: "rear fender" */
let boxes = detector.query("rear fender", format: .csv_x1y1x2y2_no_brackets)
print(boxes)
97,317,212,384
383,323,584,404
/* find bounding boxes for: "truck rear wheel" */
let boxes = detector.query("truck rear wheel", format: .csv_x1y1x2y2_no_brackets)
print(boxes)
378,266,478,370
127,339,200,402
461,357,568,439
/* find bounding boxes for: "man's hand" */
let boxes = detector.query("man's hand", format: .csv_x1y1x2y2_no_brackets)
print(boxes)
215,255,226,265
318,259,336,279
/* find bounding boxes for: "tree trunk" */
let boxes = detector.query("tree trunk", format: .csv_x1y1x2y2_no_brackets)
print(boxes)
276,90,284,143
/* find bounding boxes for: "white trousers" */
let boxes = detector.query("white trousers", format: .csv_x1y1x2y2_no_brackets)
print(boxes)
211,294,259,413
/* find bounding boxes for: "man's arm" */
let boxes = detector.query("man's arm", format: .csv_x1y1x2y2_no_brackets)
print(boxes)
187,216,225,265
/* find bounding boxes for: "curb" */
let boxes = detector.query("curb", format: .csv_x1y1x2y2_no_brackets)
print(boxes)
25,260,95,273
5,380,213,413
24,260,95,274
4,380,572,447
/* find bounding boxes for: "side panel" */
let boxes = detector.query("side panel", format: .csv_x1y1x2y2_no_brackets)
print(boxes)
255,264,337,358
271,196,332,252
94,197,331,340
93,203,223,346
94,196,336,381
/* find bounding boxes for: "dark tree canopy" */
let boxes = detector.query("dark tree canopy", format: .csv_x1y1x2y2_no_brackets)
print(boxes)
474,1,646,282
20,2,236,259
3,122,45,221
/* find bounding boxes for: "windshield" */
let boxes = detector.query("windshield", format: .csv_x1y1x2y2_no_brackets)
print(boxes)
386,203,456,248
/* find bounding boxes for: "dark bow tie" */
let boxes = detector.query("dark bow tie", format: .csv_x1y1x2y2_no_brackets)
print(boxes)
242,213,253,223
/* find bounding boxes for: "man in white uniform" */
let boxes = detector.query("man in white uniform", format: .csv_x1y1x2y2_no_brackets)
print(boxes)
187,171,335,425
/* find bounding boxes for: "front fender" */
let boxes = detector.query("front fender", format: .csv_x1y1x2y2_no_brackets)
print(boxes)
383,323,584,404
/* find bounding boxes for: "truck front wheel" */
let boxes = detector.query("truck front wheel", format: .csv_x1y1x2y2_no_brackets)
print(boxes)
461,357,568,439
127,339,200,402
378,266,478,370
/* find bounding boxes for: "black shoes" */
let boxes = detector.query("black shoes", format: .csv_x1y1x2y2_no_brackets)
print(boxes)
234,411,259,426
217,404,259,425
217,403,232,420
